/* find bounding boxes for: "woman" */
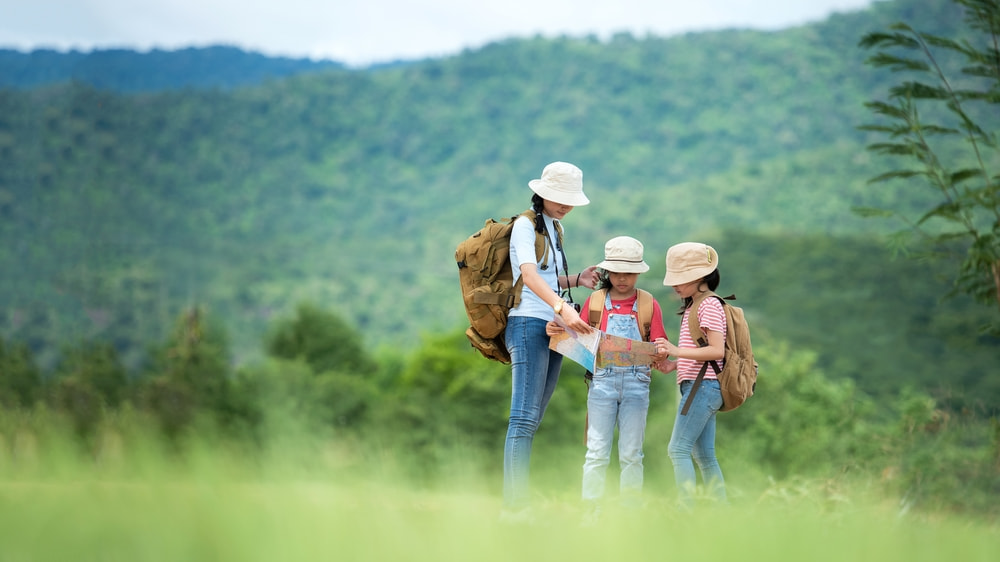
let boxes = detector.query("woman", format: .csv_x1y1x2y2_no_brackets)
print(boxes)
501,161,599,521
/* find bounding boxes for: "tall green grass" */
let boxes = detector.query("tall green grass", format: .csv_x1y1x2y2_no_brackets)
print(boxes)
1,419,996,562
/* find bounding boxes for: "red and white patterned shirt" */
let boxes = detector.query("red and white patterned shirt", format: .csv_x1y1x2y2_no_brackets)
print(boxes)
675,297,727,383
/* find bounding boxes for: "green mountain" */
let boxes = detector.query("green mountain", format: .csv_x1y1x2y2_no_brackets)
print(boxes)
1,0,996,408
0,45,346,92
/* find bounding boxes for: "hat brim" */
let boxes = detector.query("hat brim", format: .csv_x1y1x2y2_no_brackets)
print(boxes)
529,180,590,206
597,260,649,274
663,266,716,286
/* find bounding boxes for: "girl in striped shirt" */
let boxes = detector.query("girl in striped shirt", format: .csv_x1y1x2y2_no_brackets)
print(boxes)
654,242,728,508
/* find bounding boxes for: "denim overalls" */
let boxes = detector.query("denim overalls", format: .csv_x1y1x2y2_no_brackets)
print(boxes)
582,292,652,505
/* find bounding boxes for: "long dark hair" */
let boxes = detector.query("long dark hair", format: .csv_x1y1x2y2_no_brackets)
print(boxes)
596,270,612,291
677,269,721,315
531,194,545,234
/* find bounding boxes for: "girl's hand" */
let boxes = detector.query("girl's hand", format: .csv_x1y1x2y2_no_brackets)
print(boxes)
654,337,678,358
545,321,564,337
654,359,677,373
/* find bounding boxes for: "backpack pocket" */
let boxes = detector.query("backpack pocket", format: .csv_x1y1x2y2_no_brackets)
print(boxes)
468,282,517,338
465,327,510,363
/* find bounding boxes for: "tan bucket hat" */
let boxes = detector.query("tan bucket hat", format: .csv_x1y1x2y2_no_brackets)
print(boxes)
597,236,649,273
528,161,589,206
663,242,719,285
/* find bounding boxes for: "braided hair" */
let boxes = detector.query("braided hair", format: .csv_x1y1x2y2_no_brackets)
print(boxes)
531,194,546,234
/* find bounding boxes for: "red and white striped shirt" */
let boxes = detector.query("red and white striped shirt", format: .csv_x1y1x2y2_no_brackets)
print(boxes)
676,297,727,384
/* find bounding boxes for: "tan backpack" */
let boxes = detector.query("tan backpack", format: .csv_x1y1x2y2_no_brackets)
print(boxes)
455,209,556,363
681,291,758,414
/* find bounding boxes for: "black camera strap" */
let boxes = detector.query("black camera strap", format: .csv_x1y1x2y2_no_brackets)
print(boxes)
544,220,576,307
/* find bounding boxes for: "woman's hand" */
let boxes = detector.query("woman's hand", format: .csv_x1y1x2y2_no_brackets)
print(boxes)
578,265,600,289
558,303,593,334
545,321,565,337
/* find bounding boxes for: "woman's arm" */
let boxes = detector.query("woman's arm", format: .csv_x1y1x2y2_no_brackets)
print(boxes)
560,265,599,289
520,263,593,333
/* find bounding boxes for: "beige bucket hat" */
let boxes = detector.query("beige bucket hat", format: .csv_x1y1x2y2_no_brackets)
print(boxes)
597,236,649,273
528,161,589,206
663,242,719,286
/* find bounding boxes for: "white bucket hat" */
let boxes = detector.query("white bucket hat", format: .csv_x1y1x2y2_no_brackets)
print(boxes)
528,161,589,206
597,236,649,273
663,242,719,285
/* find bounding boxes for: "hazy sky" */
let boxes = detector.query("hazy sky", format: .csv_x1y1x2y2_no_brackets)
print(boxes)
2,0,875,66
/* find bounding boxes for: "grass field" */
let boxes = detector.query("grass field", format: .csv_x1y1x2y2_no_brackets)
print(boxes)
0,432,997,562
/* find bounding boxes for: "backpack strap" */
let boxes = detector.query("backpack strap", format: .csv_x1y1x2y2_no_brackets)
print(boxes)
587,288,652,341
510,209,548,309
587,288,606,329
685,291,717,347
680,291,724,416
523,209,548,265
685,292,735,346
636,289,653,342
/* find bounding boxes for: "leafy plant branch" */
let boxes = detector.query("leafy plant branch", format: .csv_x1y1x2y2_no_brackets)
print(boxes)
856,0,1000,320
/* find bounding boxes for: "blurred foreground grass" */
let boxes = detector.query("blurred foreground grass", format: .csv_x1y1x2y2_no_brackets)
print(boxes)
0,429,997,562
2,476,997,561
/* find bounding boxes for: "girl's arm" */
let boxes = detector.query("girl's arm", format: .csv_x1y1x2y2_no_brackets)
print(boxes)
649,300,670,364
648,300,669,342
654,329,725,362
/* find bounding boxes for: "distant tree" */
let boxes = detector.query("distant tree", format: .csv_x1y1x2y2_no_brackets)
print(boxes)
45,343,126,443
138,376,195,441
0,339,41,408
857,0,1000,333
52,341,128,408
154,307,231,399
139,307,232,437
393,329,511,452
264,302,376,375
49,376,104,441
231,357,376,436
366,329,512,476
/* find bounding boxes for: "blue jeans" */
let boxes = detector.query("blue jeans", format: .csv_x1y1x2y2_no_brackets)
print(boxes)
667,379,726,507
503,316,563,510
582,367,650,504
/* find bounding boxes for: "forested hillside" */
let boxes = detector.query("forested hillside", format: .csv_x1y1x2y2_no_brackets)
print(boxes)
0,45,346,91
1,0,997,409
